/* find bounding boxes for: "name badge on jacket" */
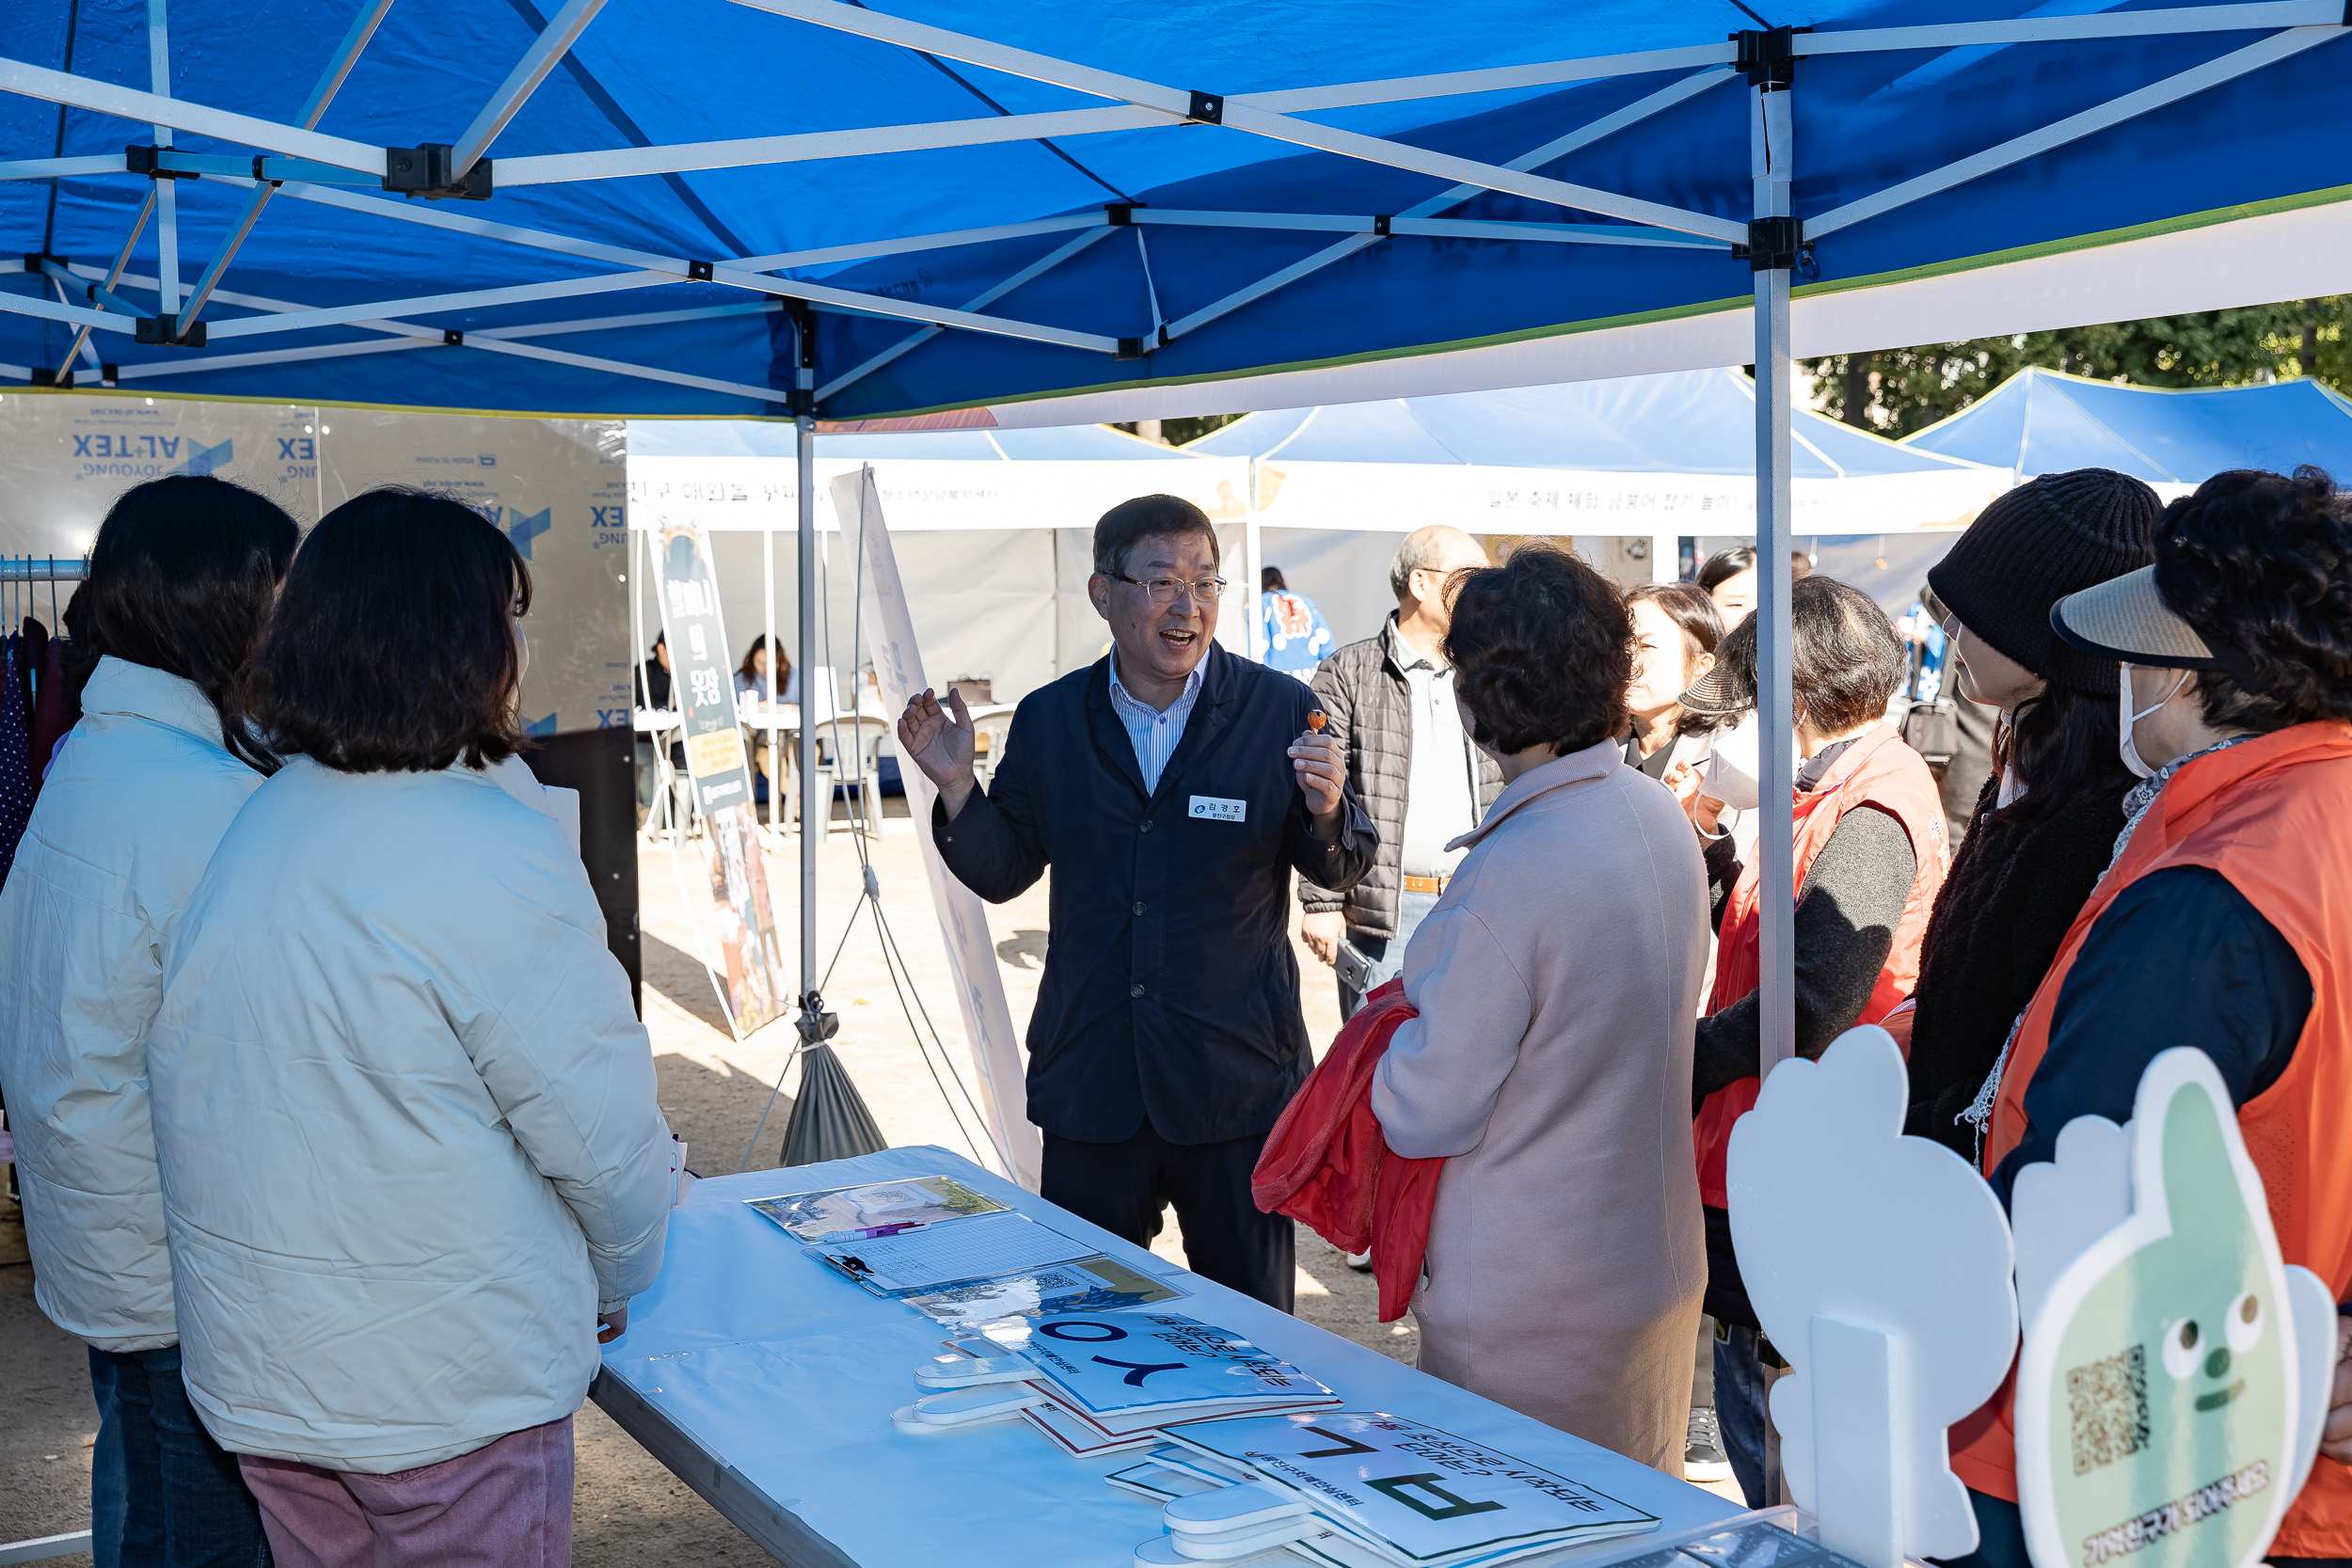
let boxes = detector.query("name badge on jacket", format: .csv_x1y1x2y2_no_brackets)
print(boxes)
1188,795,1247,823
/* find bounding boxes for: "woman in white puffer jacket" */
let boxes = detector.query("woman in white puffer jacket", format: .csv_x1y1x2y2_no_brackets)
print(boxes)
0,474,296,1568
148,488,672,1568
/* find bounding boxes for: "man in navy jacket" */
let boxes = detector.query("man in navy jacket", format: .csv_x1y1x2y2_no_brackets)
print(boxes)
898,494,1375,1309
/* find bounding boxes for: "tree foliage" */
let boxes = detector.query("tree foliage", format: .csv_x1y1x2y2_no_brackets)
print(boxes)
1804,297,2352,437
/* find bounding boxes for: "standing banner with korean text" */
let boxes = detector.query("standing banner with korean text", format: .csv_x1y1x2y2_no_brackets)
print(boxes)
834,467,1041,1190
650,519,786,1038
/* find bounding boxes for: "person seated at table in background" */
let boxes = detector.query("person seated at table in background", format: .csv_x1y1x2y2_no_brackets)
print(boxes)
1298,524,1499,1023
1372,545,1710,1476
898,494,1375,1311
1945,467,2352,1568
1678,576,1950,1507
733,632,799,710
1697,544,1756,630
735,633,799,821
0,474,295,1568
146,488,674,1568
1899,469,2157,1155
1623,582,1724,783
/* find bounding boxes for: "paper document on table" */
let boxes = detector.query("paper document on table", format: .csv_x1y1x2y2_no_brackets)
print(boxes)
808,1211,1092,1293
899,1254,1188,1324
1164,1412,1657,1567
745,1175,1006,1243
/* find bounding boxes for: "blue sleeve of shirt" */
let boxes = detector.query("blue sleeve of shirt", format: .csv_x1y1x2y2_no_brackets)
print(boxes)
1990,864,2310,1208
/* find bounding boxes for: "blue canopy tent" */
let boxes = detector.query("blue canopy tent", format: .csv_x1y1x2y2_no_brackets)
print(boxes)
7,0,2348,1069
1903,365,2352,488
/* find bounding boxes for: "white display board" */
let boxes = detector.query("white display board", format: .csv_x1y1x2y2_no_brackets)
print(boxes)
1728,1027,2019,1568
0,392,628,740
837,467,1041,1191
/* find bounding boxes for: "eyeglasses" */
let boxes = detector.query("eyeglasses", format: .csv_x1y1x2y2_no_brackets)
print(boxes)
1112,573,1228,606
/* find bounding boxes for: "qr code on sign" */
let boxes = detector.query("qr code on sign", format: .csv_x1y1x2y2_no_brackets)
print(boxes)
2066,1344,2150,1476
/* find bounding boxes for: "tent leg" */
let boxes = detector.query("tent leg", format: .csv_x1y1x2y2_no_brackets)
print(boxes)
1751,77,1798,1076
796,410,820,1026
791,305,835,1072
1750,65,1800,1513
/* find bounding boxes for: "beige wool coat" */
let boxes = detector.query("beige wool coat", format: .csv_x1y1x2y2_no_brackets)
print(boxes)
1372,738,1710,1474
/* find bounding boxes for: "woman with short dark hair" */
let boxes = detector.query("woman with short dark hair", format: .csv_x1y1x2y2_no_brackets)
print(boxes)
146,488,673,1568
0,474,294,1568
1947,467,2352,1566
1373,545,1711,1473
1683,573,1952,1506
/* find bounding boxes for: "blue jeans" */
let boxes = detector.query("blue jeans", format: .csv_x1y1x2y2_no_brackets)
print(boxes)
1712,1323,1773,1510
1338,890,1439,1019
88,1345,271,1568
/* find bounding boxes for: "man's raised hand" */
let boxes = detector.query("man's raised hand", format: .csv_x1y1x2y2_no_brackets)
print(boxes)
898,688,979,817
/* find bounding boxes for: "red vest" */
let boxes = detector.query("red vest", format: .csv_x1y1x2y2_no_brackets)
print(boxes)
1953,721,2352,1559
1692,725,1950,1207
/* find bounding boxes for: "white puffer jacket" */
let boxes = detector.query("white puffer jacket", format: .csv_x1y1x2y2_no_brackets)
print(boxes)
149,753,670,1473
0,657,265,1352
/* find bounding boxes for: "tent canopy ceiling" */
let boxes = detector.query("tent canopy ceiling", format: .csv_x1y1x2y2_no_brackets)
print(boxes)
1185,368,1993,481
1,0,2345,421
1901,365,2352,484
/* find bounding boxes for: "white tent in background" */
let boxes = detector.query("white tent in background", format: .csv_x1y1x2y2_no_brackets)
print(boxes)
1187,370,2008,633
626,420,1249,707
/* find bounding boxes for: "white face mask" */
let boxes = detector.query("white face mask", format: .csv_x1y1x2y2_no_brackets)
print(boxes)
2118,662,2191,779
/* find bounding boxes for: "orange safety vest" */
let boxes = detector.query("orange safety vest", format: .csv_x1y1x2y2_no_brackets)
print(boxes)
1952,721,2352,1559
1692,724,1950,1208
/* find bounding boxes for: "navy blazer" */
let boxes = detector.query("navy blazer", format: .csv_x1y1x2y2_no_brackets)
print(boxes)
934,642,1376,1146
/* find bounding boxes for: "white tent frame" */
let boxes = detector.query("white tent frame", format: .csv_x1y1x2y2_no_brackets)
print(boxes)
6,0,2345,1065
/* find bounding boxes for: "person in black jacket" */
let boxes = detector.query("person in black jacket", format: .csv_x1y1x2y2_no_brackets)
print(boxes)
1299,525,1501,1020
1901,468,2159,1160
898,494,1376,1309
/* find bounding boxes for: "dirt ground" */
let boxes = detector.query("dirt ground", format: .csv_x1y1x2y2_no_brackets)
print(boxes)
0,800,1731,1563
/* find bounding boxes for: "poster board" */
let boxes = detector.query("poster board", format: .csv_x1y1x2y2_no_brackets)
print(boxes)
835,466,1041,1190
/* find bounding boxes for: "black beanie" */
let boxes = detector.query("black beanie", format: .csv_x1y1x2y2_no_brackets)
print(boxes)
1926,467,2161,695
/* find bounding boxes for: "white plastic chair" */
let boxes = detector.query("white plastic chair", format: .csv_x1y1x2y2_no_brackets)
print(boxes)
967,704,1017,791
812,712,893,835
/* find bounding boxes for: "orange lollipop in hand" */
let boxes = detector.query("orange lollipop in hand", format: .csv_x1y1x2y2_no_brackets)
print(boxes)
1307,709,1327,732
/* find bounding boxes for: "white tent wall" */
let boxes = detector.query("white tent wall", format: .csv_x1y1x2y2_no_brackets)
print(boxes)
626,451,1257,713
0,392,630,736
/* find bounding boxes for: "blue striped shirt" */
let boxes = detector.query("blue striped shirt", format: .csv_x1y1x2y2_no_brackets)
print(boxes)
1106,653,1204,794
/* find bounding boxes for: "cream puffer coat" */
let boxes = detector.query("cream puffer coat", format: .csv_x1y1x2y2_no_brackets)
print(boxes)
148,752,671,1473
0,657,265,1352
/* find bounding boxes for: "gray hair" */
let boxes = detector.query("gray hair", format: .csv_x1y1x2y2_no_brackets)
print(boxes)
1390,532,1451,602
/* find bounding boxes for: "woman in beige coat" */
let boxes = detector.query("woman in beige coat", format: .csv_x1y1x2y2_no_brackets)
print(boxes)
1372,545,1710,1474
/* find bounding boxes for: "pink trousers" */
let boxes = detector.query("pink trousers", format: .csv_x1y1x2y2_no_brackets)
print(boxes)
237,1416,574,1568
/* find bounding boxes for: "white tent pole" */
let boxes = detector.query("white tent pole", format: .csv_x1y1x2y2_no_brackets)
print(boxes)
147,0,180,327
1806,24,2341,240
0,55,385,172
1158,71,1732,346
451,0,611,176
180,0,397,333
764,523,777,836
795,315,820,1033
1752,72,1798,1074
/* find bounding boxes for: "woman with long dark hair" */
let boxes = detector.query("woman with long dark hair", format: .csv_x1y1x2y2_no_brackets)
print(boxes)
1899,469,2160,1157
0,474,296,1568
1623,583,1724,781
146,489,671,1568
